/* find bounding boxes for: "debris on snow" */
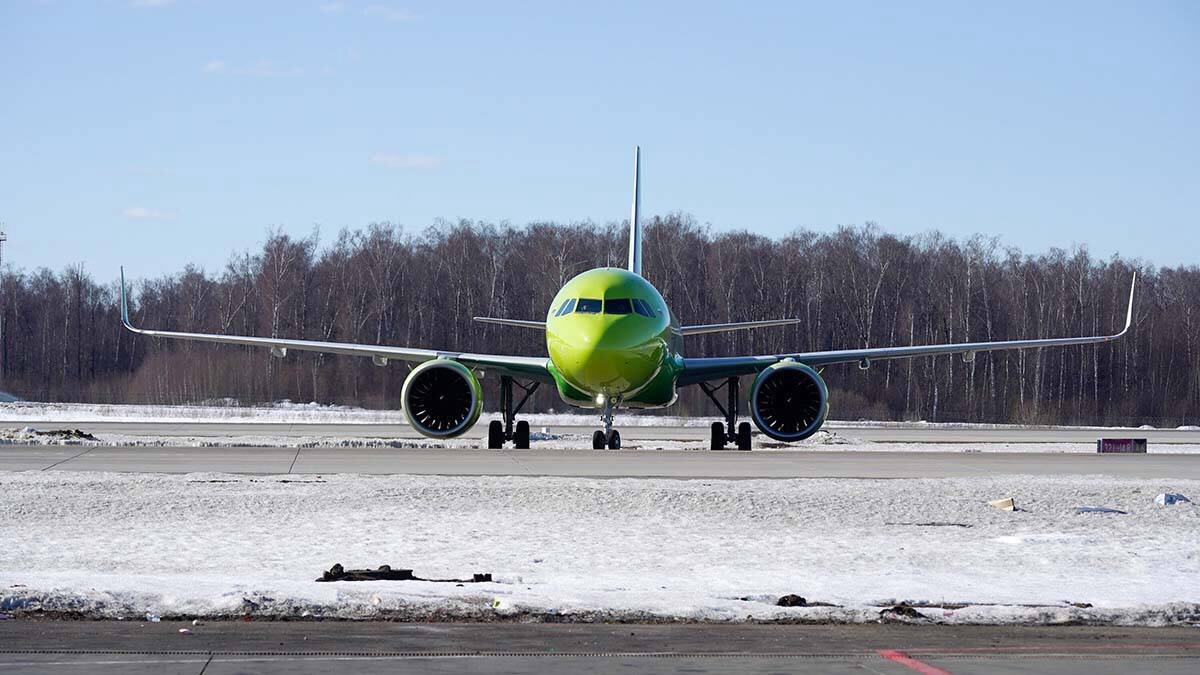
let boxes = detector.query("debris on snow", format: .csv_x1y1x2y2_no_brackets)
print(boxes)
776,594,807,607
317,563,493,584
0,427,98,444
879,604,929,622
1156,493,1191,506
1076,506,1128,515
987,497,1016,511
318,564,415,582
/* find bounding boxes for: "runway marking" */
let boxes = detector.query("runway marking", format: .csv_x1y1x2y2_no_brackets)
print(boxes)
40,447,95,471
907,643,1200,654
877,649,953,675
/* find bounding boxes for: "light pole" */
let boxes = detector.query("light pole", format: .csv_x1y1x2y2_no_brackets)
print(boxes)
0,226,7,379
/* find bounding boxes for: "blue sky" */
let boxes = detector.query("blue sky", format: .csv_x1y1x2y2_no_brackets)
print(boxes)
2,0,1197,278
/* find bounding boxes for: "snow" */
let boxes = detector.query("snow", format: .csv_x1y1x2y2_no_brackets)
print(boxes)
3,402,1199,454
0,401,708,427
5,427,1200,454
1,471,1198,625
1,401,1193,433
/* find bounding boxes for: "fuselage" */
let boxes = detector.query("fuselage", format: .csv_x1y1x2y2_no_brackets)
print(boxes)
544,268,683,409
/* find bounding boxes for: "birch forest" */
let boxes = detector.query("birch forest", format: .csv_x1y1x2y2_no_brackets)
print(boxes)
1,217,1196,426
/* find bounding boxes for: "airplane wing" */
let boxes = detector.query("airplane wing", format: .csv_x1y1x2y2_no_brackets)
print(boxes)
472,317,546,330
119,269,552,382
678,318,801,336
678,273,1137,386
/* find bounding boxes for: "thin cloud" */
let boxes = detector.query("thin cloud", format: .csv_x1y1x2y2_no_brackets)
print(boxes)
202,60,226,74
122,207,172,221
130,0,176,8
370,152,443,170
319,2,345,12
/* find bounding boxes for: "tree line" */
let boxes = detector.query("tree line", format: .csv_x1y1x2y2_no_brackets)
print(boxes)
1,216,1196,426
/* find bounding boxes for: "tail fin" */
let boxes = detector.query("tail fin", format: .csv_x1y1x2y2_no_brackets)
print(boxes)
627,145,642,276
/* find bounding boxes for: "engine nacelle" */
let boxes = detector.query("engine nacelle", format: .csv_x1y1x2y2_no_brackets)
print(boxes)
401,359,483,438
749,361,829,442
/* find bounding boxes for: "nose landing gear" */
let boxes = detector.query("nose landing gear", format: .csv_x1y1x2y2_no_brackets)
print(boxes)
486,376,539,449
591,397,621,449
699,377,752,450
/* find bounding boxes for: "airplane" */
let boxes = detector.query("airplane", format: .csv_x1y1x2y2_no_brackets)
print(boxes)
119,147,1137,451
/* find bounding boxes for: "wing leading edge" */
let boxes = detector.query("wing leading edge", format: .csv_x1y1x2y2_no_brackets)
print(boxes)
119,268,552,382
679,273,1137,386
678,318,802,336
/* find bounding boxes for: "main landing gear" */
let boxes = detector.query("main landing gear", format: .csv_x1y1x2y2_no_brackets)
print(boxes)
591,397,621,449
487,376,540,449
699,377,752,450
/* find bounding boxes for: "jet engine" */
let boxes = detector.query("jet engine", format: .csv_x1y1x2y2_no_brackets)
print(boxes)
749,361,829,441
401,359,483,438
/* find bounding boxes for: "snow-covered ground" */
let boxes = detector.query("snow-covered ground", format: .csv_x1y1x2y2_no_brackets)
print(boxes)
3,401,1198,453
1,400,1194,431
1,471,1197,625
3,427,1200,454
0,401,709,427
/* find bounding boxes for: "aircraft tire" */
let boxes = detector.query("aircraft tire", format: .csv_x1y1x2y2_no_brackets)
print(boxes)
710,422,726,450
592,430,606,449
737,422,752,450
607,429,621,450
514,420,530,449
487,420,504,449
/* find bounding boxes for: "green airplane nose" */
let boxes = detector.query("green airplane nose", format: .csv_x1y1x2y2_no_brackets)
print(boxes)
548,323,665,398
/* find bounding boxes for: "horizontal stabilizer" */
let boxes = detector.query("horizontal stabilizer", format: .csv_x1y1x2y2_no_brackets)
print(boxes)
678,318,801,336
472,317,547,330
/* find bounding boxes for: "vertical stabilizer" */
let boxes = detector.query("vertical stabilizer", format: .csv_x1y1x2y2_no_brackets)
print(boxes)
627,145,642,275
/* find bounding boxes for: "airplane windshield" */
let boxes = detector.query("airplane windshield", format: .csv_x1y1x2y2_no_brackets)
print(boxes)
632,299,655,317
554,298,576,316
604,298,633,315
575,298,602,314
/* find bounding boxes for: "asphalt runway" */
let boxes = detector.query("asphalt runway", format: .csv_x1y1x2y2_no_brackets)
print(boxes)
3,445,1198,478
1,622,1197,675
10,419,1200,443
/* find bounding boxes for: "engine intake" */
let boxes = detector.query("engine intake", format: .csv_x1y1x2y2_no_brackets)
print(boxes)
402,360,482,438
749,361,829,442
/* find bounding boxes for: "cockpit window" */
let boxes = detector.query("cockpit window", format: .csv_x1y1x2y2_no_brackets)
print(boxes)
575,298,602,314
554,298,576,316
604,298,633,315
631,298,656,318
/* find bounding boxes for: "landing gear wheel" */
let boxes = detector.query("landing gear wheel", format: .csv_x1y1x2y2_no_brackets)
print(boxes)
736,422,752,450
606,429,621,450
710,422,726,450
514,420,531,449
592,430,606,449
487,420,504,449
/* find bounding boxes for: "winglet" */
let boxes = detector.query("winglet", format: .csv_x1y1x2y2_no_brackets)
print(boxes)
119,266,134,330
1120,272,1136,336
